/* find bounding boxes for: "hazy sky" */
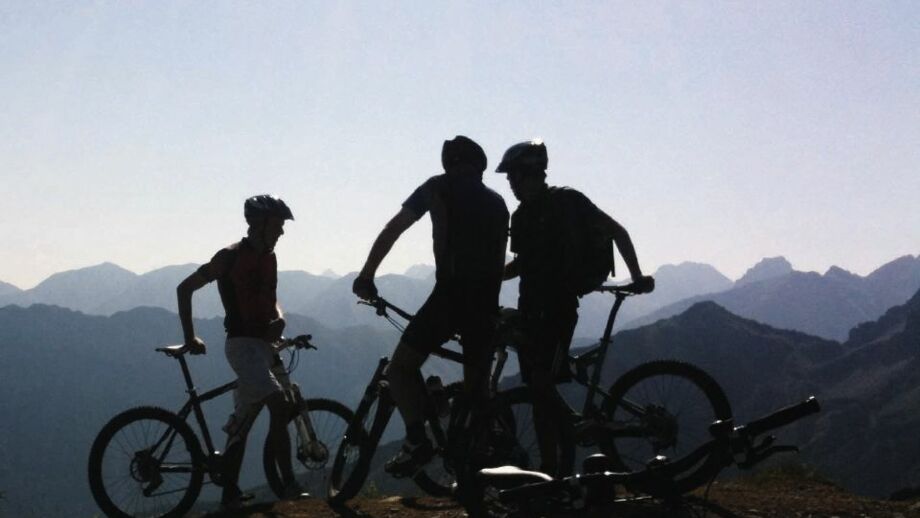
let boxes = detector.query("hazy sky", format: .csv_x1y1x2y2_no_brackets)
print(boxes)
1,2,917,289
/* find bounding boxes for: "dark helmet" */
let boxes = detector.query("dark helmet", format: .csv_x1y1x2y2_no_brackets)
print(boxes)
244,195,294,223
495,139,547,173
441,135,487,174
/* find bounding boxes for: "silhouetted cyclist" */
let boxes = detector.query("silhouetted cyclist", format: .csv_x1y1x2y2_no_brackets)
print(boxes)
353,136,509,477
176,195,309,510
496,139,654,478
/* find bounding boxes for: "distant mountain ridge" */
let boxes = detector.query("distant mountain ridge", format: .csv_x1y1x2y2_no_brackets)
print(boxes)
0,279,21,296
4,255,917,342
0,259,737,336
625,254,920,341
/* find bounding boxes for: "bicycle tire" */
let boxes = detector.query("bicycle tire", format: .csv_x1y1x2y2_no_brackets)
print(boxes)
411,381,464,497
599,360,732,494
88,406,205,518
263,398,356,499
327,386,383,504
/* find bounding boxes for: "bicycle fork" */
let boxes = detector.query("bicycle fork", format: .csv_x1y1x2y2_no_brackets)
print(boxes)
285,381,330,467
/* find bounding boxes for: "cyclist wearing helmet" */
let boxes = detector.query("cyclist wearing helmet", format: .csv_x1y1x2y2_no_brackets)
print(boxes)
176,195,308,509
353,136,509,477
497,140,654,478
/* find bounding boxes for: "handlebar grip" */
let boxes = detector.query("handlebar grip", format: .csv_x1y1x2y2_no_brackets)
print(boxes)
741,397,820,438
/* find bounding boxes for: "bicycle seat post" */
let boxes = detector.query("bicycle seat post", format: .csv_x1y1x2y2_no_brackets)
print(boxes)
176,354,198,397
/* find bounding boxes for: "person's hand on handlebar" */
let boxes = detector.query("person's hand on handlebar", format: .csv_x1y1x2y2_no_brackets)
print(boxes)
264,317,286,342
632,275,655,294
352,274,378,301
184,336,207,355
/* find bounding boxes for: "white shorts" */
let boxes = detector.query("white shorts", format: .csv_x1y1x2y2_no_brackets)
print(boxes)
222,337,283,443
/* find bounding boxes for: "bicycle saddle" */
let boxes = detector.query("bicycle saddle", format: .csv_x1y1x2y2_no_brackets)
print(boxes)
478,466,553,488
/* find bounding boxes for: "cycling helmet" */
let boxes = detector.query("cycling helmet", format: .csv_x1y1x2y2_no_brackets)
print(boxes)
244,195,294,223
495,139,548,173
441,135,487,173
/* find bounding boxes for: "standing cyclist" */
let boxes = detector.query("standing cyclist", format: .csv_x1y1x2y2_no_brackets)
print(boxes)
176,195,309,509
352,136,509,477
496,139,654,478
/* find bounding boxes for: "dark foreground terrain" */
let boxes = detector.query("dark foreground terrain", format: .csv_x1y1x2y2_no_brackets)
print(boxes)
205,476,920,518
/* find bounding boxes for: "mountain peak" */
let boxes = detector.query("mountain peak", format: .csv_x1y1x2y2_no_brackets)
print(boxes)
737,256,793,286
825,265,858,280
0,279,22,296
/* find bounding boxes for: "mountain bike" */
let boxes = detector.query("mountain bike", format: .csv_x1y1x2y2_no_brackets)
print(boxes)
534,283,734,494
327,296,539,505
87,335,354,518
473,396,821,517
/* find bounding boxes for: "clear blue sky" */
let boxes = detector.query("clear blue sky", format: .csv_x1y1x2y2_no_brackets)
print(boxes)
1,1,917,288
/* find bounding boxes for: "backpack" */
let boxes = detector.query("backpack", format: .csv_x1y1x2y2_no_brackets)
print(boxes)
548,187,615,297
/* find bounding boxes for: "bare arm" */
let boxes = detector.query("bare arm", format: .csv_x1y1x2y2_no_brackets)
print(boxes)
589,209,653,285
177,271,211,353
359,208,418,279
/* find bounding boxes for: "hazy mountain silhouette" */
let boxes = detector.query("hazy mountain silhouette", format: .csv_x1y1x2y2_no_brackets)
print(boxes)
736,256,794,286
0,262,138,314
0,279,21,297
92,263,210,315
574,261,733,337
403,263,436,280
0,259,736,338
625,255,920,341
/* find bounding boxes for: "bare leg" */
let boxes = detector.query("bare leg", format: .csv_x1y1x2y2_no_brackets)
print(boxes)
265,391,295,485
388,341,430,439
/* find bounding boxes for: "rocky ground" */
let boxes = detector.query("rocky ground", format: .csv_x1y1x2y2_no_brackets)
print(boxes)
205,476,920,518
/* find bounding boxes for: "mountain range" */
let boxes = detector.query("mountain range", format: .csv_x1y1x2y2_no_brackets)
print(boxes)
2,281,920,513
623,255,920,341
4,255,917,342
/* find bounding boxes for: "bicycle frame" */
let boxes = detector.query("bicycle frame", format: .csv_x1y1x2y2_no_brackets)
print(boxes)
151,340,324,482
541,290,653,426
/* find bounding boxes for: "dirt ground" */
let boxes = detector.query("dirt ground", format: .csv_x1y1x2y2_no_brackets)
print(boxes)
208,478,920,518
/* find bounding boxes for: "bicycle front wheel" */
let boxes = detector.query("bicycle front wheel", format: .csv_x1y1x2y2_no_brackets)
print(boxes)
88,406,205,518
263,398,356,499
327,388,381,504
600,360,732,493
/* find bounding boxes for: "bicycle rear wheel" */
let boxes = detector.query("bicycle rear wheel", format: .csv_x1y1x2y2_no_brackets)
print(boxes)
88,406,204,518
461,387,541,517
263,398,356,499
600,360,732,493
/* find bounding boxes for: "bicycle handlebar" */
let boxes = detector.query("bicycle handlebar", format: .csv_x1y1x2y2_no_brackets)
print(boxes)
738,396,820,439
358,295,467,364
595,281,652,295
274,334,317,352
358,297,415,321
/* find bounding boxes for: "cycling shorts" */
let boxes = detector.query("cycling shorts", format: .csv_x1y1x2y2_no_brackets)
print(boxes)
401,281,498,357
